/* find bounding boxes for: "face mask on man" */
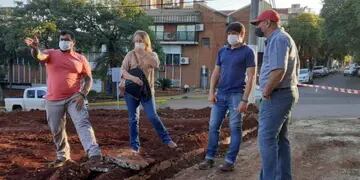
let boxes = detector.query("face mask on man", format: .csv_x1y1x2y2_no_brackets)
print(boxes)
227,34,242,45
59,40,71,51
135,42,145,50
255,27,265,37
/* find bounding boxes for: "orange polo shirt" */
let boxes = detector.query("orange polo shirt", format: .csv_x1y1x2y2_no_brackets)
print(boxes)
43,49,91,101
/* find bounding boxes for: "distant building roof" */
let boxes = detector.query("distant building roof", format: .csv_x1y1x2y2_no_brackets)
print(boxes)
219,10,234,15
275,8,289,15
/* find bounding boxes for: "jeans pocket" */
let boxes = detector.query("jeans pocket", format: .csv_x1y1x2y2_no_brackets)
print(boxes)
215,93,223,102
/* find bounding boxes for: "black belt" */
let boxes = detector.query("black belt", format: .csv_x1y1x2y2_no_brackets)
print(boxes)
272,87,291,92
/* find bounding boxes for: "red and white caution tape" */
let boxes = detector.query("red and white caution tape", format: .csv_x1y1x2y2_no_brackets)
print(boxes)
298,84,360,95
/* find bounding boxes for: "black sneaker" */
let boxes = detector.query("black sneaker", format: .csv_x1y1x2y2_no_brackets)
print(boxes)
198,159,214,170
219,162,234,172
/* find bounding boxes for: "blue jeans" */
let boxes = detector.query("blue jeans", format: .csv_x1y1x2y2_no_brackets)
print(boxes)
258,87,299,180
124,93,172,151
205,92,243,164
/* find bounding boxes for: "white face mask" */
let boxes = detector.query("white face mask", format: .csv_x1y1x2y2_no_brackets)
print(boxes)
59,40,71,51
227,34,242,45
134,42,145,50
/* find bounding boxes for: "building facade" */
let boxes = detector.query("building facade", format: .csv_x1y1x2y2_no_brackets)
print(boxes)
143,1,229,88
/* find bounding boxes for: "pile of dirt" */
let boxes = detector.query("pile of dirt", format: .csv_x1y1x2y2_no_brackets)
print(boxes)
0,106,258,179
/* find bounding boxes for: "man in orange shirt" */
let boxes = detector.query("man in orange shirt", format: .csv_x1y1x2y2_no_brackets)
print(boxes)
24,30,102,169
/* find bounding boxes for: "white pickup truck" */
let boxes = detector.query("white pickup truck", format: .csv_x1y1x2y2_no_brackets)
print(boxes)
5,87,47,112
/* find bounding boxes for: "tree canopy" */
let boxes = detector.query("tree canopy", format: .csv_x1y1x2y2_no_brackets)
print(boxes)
321,0,360,62
0,0,164,80
287,13,323,66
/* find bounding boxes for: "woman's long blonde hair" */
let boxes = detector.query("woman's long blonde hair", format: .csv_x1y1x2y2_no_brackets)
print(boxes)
133,30,152,52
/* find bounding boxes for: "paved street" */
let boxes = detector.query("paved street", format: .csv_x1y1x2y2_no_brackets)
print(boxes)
162,72,360,119
90,72,360,119
293,72,360,119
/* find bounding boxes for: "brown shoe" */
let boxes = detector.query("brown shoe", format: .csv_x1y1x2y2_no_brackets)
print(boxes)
198,159,214,170
89,155,102,161
81,155,109,172
219,162,234,172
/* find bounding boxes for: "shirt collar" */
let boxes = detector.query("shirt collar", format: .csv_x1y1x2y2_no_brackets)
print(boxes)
225,43,246,50
265,28,281,45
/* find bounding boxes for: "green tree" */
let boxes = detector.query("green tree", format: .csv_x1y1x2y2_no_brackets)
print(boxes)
321,0,360,62
0,0,162,95
287,13,322,67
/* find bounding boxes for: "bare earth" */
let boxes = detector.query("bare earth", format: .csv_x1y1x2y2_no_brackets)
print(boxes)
171,118,360,180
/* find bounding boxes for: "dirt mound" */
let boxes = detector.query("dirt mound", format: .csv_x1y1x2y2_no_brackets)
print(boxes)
1,106,258,179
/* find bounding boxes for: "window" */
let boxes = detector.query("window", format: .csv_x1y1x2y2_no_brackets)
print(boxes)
176,25,196,41
156,25,164,40
187,25,195,31
202,37,210,48
156,25,164,31
166,54,173,65
27,90,35,98
149,25,164,40
187,25,195,40
149,25,156,32
173,54,180,65
163,0,181,8
37,90,46,98
165,54,181,65
177,25,186,31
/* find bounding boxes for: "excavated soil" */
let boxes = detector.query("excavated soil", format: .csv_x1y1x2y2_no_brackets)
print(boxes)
0,105,258,180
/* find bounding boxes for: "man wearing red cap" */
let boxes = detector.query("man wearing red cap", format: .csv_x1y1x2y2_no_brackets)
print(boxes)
251,9,300,180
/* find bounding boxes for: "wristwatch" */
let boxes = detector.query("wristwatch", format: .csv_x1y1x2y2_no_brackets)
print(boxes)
241,99,248,103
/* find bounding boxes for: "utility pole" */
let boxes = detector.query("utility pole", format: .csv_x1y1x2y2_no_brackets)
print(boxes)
248,0,259,45
248,0,260,103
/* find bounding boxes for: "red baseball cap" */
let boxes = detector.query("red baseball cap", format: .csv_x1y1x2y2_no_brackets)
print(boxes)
250,9,280,25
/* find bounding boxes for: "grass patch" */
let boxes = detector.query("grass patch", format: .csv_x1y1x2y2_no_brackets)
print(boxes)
89,94,208,107
90,97,171,107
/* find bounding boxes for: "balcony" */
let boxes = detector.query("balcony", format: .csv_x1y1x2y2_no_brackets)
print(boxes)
155,31,198,45
146,9,201,24
151,15,201,24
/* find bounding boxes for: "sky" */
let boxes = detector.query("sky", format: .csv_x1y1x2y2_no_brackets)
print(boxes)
0,0,26,7
207,0,323,14
0,0,323,14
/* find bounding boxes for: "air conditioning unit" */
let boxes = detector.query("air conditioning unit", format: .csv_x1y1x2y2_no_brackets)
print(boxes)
195,24,204,31
180,57,190,65
164,32,176,41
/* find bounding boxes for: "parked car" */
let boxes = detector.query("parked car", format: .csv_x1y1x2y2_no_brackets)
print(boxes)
353,67,360,76
298,68,313,84
345,65,359,76
313,66,326,77
329,68,337,74
344,67,352,76
5,87,47,112
323,67,330,75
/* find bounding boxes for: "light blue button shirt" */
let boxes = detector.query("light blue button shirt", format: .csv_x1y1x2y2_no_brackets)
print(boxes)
259,28,300,91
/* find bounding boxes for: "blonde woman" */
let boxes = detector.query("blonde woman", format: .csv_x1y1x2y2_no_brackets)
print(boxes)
120,30,177,153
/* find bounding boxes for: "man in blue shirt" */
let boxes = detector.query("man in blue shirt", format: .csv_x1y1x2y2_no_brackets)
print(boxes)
198,22,256,172
251,10,300,180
